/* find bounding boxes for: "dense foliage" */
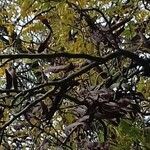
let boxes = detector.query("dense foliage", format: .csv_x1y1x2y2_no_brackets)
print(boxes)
0,0,150,149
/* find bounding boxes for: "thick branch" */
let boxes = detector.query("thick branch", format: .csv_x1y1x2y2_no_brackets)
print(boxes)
0,50,149,66
0,62,98,130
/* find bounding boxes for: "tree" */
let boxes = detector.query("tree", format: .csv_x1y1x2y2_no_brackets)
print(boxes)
0,0,149,149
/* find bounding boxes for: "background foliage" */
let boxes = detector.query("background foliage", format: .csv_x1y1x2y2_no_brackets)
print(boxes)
0,0,150,149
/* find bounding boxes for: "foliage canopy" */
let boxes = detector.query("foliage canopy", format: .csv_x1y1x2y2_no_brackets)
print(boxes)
0,0,150,149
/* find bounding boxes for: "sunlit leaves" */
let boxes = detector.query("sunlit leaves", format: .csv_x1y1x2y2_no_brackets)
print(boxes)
0,67,5,77
137,78,150,100
0,41,5,50
20,0,35,17
135,9,150,21
6,23,15,37
22,22,44,34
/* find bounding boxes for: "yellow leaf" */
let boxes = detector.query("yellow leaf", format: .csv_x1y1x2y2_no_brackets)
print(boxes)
0,42,4,49
0,18,3,25
30,118,38,125
0,68,5,77
21,0,35,17
6,23,15,36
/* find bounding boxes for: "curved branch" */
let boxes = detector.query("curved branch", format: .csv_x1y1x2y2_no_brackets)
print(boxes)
0,50,149,66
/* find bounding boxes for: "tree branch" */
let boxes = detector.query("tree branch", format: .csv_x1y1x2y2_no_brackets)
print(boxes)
0,50,149,66
0,88,55,131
